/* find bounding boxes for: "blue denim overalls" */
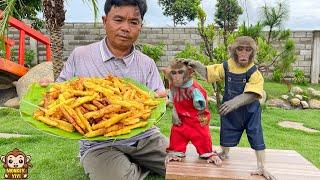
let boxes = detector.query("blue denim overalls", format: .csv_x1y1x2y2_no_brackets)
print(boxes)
220,61,265,150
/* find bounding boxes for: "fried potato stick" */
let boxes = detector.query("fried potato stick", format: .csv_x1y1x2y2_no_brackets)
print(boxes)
84,104,121,119
61,106,85,135
64,105,86,130
105,123,124,133
52,118,75,132
128,82,150,98
105,128,131,137
121,117,140,125
75,107,92,132
35,116,58,127
92,111,132,130
71,94,98,108
46,98,75,116
84,128,106,138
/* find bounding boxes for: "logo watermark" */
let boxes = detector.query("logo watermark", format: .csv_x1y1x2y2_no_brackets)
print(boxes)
1,148,32,179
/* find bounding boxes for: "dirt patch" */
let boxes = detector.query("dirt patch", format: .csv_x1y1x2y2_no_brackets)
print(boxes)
0,133,30,138
278,121,319,133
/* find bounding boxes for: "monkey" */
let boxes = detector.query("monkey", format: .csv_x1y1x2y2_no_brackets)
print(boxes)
181,36,276,180
163,59,222,166
1,148,32,179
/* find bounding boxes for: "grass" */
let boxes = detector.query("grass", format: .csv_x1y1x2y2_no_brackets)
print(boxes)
1,81,320,179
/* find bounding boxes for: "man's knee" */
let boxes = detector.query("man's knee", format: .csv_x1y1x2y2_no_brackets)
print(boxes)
82,148,147,180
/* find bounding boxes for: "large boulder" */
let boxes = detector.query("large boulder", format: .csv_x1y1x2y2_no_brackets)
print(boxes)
4,62,53,108
16,61,53,99
290,86,303,94
266,98,292,109
309,99,320,109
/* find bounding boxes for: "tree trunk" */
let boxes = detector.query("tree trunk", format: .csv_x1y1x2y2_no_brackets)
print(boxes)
50,28,64,80
43,0,65,80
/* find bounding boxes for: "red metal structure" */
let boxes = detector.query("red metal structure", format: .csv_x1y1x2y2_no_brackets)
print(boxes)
0,10,51,80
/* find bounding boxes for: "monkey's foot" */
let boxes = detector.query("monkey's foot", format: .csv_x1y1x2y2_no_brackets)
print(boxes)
207,155,222,166
217,152,230,160
165,153,184,166
251,168,277,180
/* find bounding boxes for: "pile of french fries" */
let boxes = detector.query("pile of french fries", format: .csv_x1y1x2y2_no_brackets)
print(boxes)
33,76,161,138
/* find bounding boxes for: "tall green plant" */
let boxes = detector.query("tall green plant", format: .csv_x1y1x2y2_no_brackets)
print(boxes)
0,0,43,30
158,0,200,27
214,0,243,48
137,43,165,63
260,1,289,43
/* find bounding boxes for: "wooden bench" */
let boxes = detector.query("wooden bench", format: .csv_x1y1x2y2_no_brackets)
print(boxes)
165,144,320,180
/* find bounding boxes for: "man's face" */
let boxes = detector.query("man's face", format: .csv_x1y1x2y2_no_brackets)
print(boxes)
235,46,253,67
102,5,142,50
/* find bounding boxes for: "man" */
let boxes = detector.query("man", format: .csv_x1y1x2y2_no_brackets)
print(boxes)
57,0,168,179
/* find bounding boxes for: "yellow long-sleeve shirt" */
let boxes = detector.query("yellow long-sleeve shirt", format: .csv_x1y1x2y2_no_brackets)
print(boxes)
207,59,264,98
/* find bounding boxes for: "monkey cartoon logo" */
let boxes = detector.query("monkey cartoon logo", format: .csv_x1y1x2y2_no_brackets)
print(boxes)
1,148,32,179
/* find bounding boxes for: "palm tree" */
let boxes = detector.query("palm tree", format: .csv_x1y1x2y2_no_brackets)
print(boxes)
1,0,98,80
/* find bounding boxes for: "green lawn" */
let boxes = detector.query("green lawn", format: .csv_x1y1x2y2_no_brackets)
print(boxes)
0,81,320,180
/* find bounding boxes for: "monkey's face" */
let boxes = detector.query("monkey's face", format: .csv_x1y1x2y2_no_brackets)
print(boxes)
170,69,187,87
235,46,253,67
7,155,25,168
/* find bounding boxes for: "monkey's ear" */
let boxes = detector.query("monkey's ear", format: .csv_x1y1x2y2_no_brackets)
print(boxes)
188,68,195,76
1,155,5,163
162,67,171,78
26,155,31,162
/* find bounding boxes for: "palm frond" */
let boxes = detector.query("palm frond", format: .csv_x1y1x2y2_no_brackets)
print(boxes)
82,0,99,24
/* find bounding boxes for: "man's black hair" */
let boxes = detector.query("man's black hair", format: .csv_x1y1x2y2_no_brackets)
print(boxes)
104,0,147,20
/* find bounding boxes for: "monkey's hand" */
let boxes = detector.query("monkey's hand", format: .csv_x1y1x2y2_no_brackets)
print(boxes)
172,107,182,126
177,58,207,80
251,168,277,180
219,93,258,116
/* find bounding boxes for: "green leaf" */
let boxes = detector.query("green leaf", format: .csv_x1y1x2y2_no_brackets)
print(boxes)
20,78,166,141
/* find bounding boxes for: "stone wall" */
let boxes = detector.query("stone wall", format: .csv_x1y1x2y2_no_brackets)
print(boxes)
6,23,319,80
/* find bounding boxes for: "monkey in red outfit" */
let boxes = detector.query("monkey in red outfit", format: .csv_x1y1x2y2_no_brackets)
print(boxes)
163,60,221,166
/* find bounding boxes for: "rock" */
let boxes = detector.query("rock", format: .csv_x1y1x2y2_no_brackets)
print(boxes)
16,62,53,99
290,86,303,94
266,99,292,109
0,87,17,107
309,99,320,109
311,90,320,98
4,97,20,108
12,81,18,87
281,94,289,100
290,98,301,106
307,87,315,94
301,101,309,109
259,90,267,105
294,94,303,100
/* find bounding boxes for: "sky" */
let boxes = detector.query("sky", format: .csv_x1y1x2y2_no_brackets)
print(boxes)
62,0,320,30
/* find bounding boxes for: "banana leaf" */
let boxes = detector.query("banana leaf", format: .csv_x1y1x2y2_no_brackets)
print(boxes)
20,78,166,140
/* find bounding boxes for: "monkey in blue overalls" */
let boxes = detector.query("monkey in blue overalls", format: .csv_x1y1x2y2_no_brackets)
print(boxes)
181,36,276,180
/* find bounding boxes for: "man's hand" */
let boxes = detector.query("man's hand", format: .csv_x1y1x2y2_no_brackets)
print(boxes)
177,58,207,80
219,93,258,116
39,78,53,87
